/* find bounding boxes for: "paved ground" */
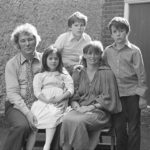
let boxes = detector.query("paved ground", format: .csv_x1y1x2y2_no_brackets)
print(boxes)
0,108,150,150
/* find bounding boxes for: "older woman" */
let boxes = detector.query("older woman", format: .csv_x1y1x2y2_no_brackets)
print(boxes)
4,23,42,150
60,41,122,150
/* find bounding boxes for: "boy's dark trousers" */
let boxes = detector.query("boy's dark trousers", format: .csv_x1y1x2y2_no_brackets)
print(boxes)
112,95,141,150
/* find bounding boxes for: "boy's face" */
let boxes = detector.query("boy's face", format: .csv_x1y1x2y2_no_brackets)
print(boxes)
111,25,128,45
70,21,86,38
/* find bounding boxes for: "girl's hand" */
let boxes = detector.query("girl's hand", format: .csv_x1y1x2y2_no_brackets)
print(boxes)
54,95,63,103
49,95,64,106
48,96,56,104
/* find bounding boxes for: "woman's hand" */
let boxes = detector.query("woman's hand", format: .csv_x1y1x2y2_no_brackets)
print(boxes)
73,64,83,71
76,105,94,113
48,96,56,104
71,101,80,110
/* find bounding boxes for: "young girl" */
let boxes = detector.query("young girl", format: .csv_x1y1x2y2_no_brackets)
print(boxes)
27,45,74,150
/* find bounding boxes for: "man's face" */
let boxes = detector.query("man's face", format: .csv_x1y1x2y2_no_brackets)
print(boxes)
70,21,86,38
18,32,36,57
111,25,128,45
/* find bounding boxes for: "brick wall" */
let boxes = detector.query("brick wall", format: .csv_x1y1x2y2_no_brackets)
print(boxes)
101,0,124,47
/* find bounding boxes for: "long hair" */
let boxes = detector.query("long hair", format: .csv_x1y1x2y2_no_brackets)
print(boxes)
41,45,63,73
81,41,104,67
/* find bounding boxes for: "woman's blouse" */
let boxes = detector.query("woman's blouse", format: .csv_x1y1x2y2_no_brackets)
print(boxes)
71,66,122,114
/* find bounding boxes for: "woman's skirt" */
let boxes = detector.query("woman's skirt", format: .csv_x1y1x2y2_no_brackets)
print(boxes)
60,110,110,150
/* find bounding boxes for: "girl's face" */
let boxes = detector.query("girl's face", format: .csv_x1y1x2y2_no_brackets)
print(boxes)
70,21,85,38
111,25,127,45
84,50,101,65
46,53,59,71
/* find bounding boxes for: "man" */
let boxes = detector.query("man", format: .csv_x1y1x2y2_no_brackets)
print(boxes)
3,23,42,150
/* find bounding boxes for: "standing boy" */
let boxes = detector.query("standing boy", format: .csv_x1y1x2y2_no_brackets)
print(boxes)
103,17,148,150
54,11,91,74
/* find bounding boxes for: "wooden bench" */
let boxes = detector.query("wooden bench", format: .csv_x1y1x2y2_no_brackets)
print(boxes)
25,127,116,150
23,124,61,150
23,122,116,150
96,127,116,150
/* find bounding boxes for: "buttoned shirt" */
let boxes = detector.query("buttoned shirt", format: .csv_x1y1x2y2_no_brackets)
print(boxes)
5,51,42,115
54,31,91,66
103,41,147,98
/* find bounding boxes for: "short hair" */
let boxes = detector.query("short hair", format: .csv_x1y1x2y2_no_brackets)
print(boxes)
11,23,41,48
108,17,130,34
82,41,104,67
68,11,88,27
41,45,63,73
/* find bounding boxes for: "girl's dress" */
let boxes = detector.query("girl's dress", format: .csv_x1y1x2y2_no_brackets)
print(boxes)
31,71,74,129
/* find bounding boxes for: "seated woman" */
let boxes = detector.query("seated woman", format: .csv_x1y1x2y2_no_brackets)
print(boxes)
60,40,122,150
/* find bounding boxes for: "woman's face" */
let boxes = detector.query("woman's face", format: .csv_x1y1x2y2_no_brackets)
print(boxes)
18,32,36,57
84,50,101,65
46,53,59,71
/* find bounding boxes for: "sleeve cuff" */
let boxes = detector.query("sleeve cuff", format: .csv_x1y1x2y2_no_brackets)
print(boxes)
135,87,147,98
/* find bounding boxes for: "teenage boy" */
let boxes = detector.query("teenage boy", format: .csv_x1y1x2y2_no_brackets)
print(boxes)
54,11,91,74
103,16,147,150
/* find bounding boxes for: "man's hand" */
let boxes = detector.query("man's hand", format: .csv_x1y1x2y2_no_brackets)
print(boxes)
139,97,147,109
26,111,37,131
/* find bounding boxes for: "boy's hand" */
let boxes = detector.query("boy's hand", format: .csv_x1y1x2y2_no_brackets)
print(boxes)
139,97,147,109
73,64,83,71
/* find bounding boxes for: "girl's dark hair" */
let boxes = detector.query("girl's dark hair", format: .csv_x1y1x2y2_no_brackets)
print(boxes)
41,45,63,73
81,41,103,67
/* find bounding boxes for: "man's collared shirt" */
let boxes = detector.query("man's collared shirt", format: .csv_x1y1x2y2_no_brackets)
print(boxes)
54,31,91,66
104,41,147,98
5,51,42,115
